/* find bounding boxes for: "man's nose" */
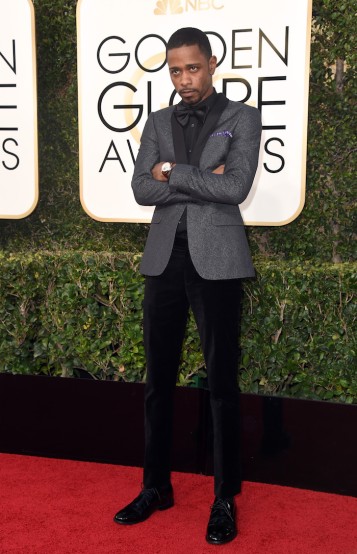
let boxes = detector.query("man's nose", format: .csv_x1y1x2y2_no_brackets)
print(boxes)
180,70,192,86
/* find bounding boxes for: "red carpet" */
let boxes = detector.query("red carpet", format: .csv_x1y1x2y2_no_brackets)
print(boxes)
0,454,356,554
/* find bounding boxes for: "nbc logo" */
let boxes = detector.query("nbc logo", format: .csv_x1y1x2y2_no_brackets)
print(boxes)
154,0,224,15
154,0,184,14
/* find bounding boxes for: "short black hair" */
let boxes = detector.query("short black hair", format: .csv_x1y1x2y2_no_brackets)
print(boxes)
166,27,212,60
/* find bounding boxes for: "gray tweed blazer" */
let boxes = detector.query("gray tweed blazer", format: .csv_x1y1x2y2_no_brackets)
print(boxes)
132,97,262,280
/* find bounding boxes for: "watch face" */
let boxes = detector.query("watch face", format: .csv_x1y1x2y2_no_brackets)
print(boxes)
162,162,171,173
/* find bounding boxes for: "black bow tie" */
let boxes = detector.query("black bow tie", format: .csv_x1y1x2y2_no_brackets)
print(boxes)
174,105,208,127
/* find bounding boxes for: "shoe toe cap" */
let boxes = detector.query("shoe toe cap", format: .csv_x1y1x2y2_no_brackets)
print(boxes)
206,524,237,544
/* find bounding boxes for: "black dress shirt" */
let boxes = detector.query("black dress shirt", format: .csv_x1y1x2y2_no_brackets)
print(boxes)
174,90,218,238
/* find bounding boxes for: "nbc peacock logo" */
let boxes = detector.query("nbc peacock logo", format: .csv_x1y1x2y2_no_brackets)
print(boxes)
154,0,184,15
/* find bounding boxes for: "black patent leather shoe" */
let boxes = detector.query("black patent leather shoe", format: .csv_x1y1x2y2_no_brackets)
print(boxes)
206,497,237,545
113,485,174,525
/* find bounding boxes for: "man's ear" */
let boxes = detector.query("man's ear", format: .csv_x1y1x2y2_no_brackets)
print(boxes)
209,56,217,75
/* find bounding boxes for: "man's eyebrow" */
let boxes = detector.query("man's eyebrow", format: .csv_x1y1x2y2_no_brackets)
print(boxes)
169,62,202,70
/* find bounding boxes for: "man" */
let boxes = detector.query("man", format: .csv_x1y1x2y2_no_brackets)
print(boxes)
114,27,261,545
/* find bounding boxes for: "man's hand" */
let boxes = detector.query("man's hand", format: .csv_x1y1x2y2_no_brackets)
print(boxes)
151,162,169,182
212,164,225,174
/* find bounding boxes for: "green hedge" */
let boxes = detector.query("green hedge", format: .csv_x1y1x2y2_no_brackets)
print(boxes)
1,253,355,403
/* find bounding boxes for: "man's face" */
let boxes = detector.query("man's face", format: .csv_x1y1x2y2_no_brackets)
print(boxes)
167,44,217,105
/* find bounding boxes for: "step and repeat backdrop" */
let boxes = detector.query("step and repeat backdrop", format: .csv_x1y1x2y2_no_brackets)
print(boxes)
77,0,312,225
0,0,38,219
1,0,312,224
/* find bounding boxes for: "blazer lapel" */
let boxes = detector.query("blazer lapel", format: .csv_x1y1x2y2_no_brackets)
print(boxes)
191,93,229,167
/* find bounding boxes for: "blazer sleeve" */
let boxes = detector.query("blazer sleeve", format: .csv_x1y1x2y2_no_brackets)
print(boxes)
131,112,197,207
168,105,262,205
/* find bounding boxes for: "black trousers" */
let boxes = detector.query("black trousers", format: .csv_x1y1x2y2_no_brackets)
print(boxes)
143,238,242,498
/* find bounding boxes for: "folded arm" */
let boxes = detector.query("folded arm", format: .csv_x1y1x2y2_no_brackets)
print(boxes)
131,113,195,207
168,106,262,205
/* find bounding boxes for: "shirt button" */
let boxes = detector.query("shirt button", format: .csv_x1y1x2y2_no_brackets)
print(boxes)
191,123,195,127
